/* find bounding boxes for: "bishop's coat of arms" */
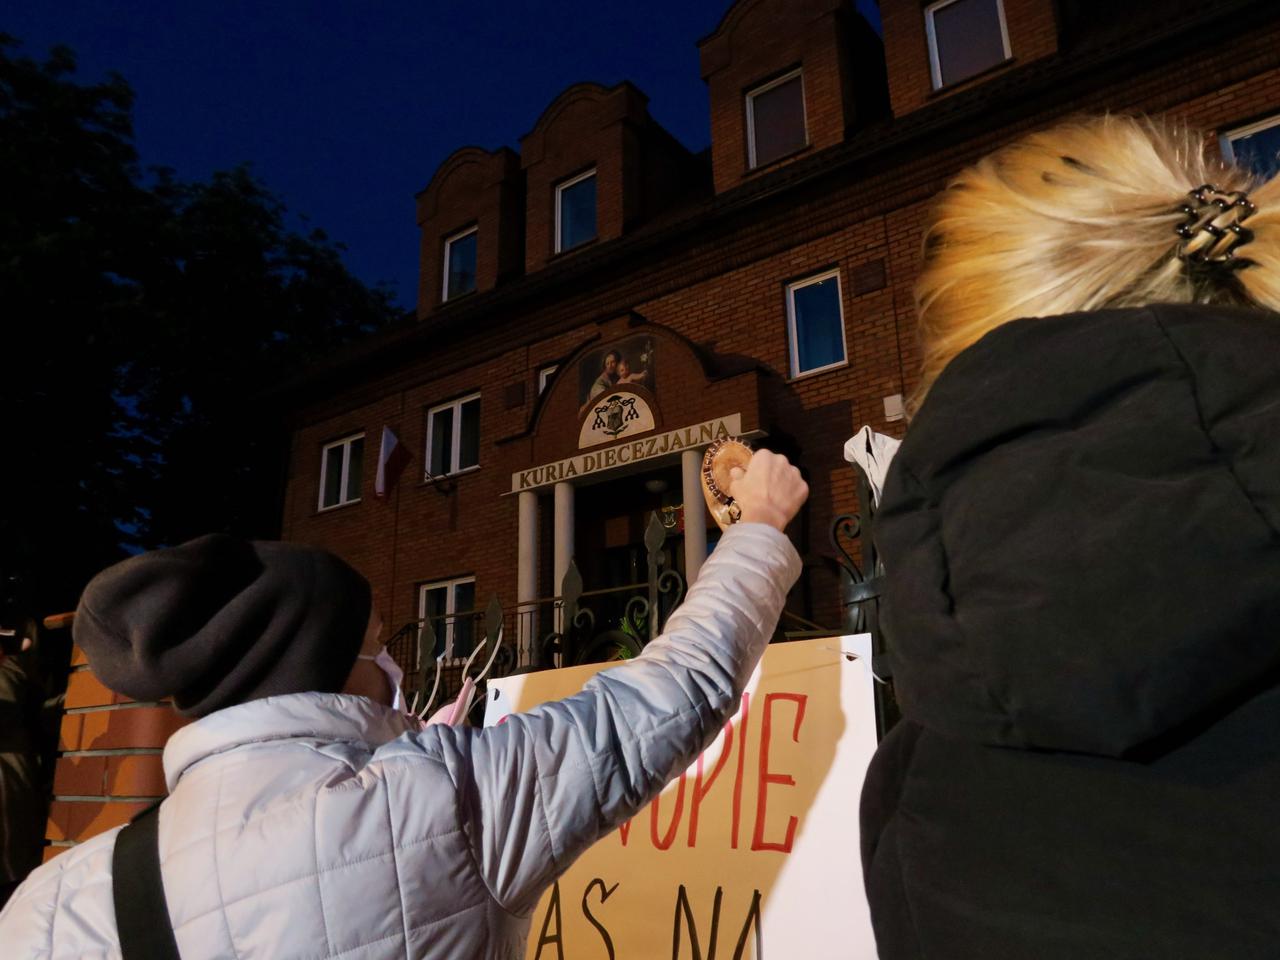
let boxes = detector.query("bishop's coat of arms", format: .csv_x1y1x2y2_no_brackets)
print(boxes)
591,394,641,438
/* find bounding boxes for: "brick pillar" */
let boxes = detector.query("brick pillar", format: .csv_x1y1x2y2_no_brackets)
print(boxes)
43,644,188,864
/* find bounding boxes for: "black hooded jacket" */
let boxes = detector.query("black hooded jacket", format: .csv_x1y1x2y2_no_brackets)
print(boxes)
862,304,1280,959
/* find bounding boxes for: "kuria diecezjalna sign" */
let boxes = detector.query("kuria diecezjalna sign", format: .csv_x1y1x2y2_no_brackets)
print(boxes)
512,414,743,493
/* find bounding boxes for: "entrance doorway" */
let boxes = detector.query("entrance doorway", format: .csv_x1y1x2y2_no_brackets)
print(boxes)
567,463,695,659
575,463,684,586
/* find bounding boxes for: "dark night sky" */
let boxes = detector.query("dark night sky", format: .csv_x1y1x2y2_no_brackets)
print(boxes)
6,2,881,310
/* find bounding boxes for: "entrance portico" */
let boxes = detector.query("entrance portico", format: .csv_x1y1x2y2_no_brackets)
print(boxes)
511,413,749,645
502,318,765,655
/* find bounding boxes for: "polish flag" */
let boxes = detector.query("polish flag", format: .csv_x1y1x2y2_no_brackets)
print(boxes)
375,426,412,499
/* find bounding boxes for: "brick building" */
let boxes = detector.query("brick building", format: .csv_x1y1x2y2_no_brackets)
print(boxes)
279,0,1280,681
38,0,1280,861
278,0,1280,685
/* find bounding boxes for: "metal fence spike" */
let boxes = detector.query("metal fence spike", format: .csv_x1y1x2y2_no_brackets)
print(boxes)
417,618,438,691
484,595,503,646
561,559,583,607
644,511,666,556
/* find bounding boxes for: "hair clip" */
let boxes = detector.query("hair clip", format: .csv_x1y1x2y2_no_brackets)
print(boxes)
1174,184,1257,265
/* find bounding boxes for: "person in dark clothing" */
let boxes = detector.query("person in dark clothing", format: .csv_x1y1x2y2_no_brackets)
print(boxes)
0,620,44,909
861,115,1280,959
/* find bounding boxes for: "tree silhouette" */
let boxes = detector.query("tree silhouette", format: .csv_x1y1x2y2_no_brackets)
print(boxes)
0,35,399,617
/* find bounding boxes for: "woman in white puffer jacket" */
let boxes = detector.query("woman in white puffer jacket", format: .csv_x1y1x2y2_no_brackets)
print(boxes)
0,451,806,960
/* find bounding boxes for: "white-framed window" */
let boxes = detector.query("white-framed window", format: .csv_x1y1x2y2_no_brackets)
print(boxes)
426,392,481,478
419,576,477,660
925,0,1011,90
786,269,848,378
555,169,597,253
1222,114,1280,180
318,433,364,510
442,226,478,301
746,68,808,169
538,364,559,395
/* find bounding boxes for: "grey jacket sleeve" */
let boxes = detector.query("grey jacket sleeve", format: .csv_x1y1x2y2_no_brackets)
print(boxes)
449,523,801,914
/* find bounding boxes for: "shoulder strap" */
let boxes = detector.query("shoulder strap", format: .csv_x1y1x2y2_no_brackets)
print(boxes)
112,802,182,959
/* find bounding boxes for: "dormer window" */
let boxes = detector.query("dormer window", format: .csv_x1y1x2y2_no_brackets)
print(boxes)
925,0,1011,90
443,226,478,301
746,69,807,169
555,169,597,253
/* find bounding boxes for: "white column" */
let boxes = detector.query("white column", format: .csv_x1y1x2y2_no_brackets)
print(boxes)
517,490,538,658
682,448,708,586
553,481,575,596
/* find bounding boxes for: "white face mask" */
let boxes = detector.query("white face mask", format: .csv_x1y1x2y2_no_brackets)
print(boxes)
355,646,405,711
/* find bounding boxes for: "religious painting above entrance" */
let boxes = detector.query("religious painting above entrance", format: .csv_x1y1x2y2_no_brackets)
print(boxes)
578,389,656,449
577,334,656,416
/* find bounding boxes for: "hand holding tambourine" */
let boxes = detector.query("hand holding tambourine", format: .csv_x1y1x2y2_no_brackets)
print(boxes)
700,439,809,532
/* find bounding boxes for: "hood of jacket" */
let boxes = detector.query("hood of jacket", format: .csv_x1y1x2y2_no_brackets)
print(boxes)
161,691,416,791
875,303,1280,758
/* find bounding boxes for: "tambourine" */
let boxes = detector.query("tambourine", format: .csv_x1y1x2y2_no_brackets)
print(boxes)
700,437,753,531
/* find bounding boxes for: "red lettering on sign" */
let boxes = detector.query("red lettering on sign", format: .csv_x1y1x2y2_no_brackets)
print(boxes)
731,691,750,849
751,692,807,853
649,772,687,850
688,716,735,848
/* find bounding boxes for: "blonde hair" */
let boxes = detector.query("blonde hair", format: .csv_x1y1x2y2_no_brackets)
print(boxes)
911,114,1280,413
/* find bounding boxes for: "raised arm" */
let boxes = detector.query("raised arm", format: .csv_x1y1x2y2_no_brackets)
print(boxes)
456,452,806,913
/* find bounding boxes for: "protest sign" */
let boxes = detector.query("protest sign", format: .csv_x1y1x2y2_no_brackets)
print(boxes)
484,634,880,959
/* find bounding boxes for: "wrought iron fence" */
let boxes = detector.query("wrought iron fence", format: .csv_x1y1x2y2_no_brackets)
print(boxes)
829,458,898,736
385,470,896,733
385,597,508,718
387,512,686,716
538,511,685,667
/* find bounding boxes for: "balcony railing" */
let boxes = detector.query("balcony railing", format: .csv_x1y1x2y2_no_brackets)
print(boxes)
387,512,686,720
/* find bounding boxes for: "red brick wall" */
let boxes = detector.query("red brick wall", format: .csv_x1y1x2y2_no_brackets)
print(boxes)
631,220,904,626
519,83,650,273
882,0,1059,117
415,147,522,318
44,645,188,862
282,394,407,625
283,323,766,641
286,202,919,635
285,13,1280,653
700,0,859,194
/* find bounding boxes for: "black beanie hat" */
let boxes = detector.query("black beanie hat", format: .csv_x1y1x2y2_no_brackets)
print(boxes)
73,534,372,718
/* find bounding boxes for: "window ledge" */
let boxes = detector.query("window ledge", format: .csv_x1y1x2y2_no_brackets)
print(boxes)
786,360,850,384
551,237,599,260
929,57,1017,98
314,498,363,516
441,288,478,305
420,465,482,487
744,142,814,179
